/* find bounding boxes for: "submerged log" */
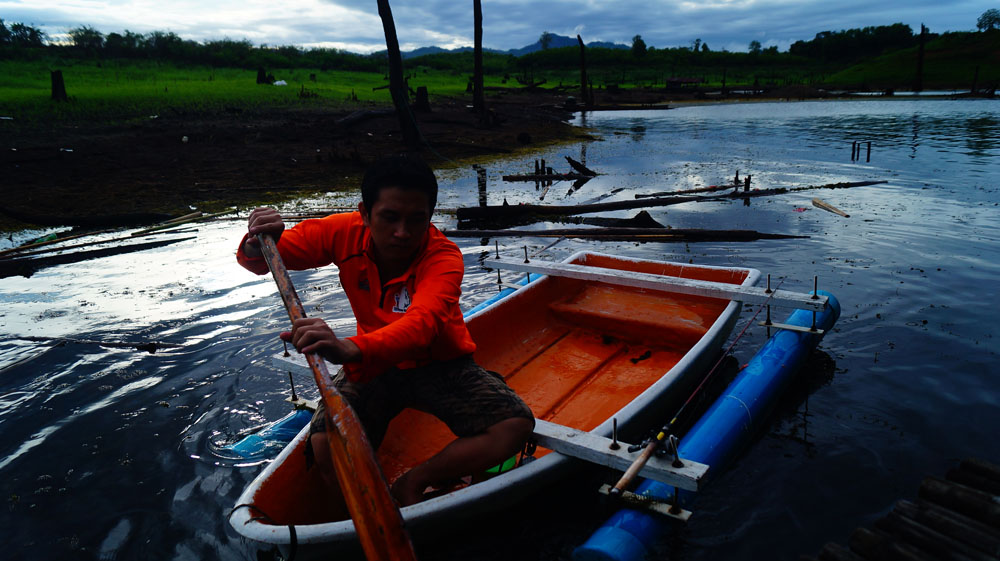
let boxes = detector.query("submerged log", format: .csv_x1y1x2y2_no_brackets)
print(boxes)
7,335,183,353
635,184,739,198
565,156,598,176
0,237,193,279
458,180,888,222
457,194,703,222
131,209,234,236
636,180,885,199
0,205,173,228
502,172,592,182
0,228,116,258
848,527,936,561
1,229,195,261
573,210,665,228
442,227,805,242
893,500,1000,557
919,476,1000,527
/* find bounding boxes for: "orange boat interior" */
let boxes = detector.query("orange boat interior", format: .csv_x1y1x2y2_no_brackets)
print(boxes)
250,255,748,525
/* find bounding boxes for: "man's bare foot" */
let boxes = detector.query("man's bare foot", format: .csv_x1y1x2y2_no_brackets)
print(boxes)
390,470,426,507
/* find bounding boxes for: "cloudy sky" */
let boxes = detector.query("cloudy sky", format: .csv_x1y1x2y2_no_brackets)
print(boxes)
1,0,994,53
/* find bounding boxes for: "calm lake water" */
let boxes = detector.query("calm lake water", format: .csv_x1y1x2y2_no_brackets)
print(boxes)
1,98,998,560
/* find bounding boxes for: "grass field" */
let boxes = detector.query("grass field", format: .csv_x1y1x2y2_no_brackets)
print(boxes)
827,32,1000,89
2,32,996,126
0,59,510,124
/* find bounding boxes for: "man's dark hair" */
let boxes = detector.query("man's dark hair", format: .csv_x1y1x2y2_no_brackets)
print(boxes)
360,154,438,214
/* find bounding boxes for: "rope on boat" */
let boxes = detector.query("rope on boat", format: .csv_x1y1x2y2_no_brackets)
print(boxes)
228,503,297,561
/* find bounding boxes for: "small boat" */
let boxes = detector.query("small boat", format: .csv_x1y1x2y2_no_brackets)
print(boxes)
229,251,762,551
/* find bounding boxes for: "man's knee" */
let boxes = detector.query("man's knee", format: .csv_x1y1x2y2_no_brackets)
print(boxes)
488,416,535,449
310,432,332,468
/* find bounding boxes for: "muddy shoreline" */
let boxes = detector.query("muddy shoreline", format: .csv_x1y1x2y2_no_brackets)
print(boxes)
1,85,857,231
1,91,595,230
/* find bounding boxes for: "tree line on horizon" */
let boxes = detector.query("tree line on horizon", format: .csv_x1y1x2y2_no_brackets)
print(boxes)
1,15,998,78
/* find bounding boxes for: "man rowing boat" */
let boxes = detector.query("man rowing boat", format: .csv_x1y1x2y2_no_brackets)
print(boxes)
236,154,534,506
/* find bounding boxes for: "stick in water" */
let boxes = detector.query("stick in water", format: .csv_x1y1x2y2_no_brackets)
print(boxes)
811,197,850,218
257,234,417,561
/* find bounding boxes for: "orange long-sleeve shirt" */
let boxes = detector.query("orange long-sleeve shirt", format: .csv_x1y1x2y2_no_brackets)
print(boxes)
237,212,476,382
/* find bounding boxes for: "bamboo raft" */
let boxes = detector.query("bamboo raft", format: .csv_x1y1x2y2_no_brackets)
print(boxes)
805,457,1000,561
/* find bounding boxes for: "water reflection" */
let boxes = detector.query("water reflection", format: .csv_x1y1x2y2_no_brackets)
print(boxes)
0,99,998,561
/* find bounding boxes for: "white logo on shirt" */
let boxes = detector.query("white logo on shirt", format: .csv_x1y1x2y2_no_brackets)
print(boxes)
392,287,411,313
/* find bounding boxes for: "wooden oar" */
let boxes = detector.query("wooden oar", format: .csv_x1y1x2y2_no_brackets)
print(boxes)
257,234,417,561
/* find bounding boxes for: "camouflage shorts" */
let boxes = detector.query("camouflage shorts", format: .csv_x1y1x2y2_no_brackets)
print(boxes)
308,355,533,450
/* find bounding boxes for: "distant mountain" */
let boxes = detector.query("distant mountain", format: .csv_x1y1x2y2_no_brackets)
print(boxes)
400,33,628,59
402,46,473,59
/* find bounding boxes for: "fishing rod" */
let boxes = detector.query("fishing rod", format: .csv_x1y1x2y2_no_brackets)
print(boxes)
610,277,786,496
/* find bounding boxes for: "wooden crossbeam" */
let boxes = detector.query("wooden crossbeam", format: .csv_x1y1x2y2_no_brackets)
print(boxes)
597,484,693,522
484,258,827,311
532,419,707,491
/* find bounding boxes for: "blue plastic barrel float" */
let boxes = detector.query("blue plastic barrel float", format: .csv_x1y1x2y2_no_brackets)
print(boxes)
574,291,841,561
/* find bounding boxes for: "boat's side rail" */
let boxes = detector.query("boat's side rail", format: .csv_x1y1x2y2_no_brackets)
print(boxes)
532,419,707,492
484,258,827,311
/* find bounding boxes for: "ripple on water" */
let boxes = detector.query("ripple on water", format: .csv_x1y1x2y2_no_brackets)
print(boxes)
1,99,998,561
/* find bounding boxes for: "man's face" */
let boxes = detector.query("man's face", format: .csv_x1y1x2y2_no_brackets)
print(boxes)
360,186,432,267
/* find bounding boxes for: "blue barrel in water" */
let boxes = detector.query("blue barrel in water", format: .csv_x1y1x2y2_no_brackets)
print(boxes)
575,291,841,561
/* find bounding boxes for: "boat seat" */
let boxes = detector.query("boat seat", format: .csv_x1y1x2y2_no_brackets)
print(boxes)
547,283,715,347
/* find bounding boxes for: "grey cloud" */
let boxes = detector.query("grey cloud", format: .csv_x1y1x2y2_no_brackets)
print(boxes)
6,0,994,52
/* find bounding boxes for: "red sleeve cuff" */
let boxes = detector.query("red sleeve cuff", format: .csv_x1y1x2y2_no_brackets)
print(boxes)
344,334,392,383
235,233,270,274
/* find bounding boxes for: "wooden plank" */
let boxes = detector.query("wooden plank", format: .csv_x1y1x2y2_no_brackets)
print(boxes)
812,197,850,218
597,484,692,522
849,527,937,561
896,500,1000,556
875,510,997,561
532,419,707,491
818,543,867,561
919,476,1000,528
484,258,828,311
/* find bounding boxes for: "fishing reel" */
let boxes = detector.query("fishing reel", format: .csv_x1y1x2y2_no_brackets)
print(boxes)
627,427,683,467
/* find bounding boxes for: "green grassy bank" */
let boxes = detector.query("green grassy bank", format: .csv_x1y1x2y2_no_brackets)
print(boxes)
0,59,511,124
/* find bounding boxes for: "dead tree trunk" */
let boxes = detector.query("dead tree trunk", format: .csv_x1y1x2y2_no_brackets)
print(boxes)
577,35,590,107
51,70,68,101
915,24,926,93
473,0,485,114
376,0,421,150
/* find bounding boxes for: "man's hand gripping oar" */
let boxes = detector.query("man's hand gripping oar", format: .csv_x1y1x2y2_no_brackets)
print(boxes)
256,231,418,561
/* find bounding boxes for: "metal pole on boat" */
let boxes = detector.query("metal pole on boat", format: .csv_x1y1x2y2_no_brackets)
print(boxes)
812,276,819,332
288,372,298,402
257,234,418,561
